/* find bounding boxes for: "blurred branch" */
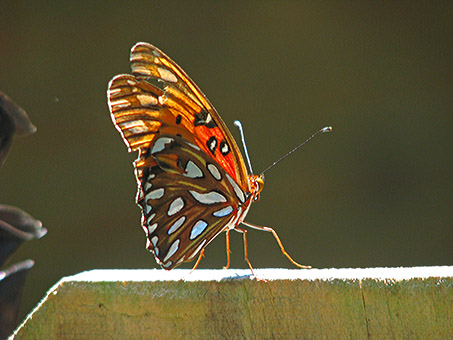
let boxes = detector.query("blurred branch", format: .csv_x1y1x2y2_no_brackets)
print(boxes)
0,90,43,340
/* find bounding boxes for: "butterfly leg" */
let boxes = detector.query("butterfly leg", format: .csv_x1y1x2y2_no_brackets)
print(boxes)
190,248,205,272
233,226,256,276
241,221,311,269
223,229,232,269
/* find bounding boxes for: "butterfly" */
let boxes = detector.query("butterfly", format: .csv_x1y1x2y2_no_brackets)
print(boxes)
107,42,313,272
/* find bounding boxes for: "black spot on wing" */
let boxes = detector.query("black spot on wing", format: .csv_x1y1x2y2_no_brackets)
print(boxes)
194,109,217,128
219,139,230,156
207,136,217,156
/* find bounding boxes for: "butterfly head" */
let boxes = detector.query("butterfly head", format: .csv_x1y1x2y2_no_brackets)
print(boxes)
249,174,264,202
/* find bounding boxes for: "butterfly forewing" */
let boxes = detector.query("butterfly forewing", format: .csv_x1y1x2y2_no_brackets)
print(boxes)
128,42,249,188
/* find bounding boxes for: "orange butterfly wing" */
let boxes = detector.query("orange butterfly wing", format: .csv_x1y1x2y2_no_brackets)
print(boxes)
108,42,249,190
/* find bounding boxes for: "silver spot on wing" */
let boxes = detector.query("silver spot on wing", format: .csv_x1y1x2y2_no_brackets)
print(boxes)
144,181,152,192
168,216,186,235
158,67,178,83
184,160,203,178
151,137,174,154
190,220,208,240
164,239,180,262
213,206,234,217
207,163,221,181
148,222,158,234
147,188,164,200
189,190,227,205
168,197,185,216
226,173,245,204
147,213,156,224
163,260,173,268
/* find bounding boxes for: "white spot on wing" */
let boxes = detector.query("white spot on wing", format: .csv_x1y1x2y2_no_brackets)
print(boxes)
163,260,173,268
111,98,131,109
151,236,158,247
136,94,158,106
148,222,158,234
164,239,180,262
109,87,121,95
213,206,234,217
186,141,201,151
226,173,245,203
133,65,152,76
221,142,229,154
147,213,156,224
184,160,203,178
168,197,185,216
147,188,164,200
207,163,222,180
119,120,149,133
189,190,227,205
158,67,178,82
151,137,174,154
190,220,208,240
168,216,186,234
144,181,152,191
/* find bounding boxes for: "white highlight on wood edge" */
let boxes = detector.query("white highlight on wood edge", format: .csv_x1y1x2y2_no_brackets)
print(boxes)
65,266,453,282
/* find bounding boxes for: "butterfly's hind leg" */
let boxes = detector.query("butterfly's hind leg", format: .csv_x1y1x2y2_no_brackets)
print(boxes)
241,221,311,269
223,229,232,269
190,249,205,273
233,226,256,277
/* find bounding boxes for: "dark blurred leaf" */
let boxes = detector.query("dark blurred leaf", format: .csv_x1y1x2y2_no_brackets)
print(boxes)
0,205,46,268
0,91,36,167
0,259,34,340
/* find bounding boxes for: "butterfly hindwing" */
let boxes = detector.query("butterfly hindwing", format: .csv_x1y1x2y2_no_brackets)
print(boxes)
137,135,245,269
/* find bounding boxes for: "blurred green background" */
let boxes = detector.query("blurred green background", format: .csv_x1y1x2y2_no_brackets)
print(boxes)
1,1,451,321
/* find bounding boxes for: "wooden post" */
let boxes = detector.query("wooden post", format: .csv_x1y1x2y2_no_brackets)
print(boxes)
10,267,452,339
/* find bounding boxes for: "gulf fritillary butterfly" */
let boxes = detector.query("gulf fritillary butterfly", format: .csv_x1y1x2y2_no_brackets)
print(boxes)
108,42,327,272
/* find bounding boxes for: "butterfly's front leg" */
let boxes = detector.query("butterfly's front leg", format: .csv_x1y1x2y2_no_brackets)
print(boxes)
241,221,311,269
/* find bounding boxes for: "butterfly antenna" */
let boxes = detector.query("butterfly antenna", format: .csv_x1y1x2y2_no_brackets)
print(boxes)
261,126,332,175
234,120,254,174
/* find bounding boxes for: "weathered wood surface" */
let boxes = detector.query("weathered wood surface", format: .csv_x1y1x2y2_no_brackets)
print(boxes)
10,267,453,339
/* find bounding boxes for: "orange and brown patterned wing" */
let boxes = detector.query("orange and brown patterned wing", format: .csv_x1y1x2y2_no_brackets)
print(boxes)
135,135,248,269
107,42,249,189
